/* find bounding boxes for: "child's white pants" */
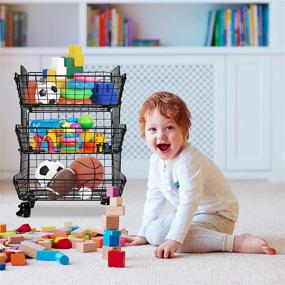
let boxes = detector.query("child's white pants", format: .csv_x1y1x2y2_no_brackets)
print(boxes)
145,212,235,252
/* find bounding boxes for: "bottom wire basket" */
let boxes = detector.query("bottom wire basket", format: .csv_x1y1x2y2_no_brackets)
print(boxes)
13,153,126,217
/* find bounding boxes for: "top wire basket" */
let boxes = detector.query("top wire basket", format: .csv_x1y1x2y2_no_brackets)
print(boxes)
14,65,127,109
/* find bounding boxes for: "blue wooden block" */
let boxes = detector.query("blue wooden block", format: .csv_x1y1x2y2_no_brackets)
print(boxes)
36,250,60,261
55,252,69,265
104,229,121,237
103,235,120,247
92,82,118,105
0,263,6,270
69,225,79,231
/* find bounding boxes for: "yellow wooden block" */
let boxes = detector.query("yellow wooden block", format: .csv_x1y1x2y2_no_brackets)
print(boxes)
41,226,56,231
54,236,68,243
74,55,84,67
47,69,56,82
55,79,66,89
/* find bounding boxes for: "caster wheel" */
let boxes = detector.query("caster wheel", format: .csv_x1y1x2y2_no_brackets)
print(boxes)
16,202,31,218
100,197,110,205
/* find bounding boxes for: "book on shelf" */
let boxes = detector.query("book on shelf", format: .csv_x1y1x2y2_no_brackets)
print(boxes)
87,4,159,47
0,5,27,47
87,5,135,47
205,4,269,47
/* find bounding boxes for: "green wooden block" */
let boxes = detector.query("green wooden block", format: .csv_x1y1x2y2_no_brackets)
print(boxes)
0,231,16,238
64,56,74,67
66,66,84,78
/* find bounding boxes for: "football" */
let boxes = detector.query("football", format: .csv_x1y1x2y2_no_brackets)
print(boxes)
36,82,60,104
47,168,76,199
35,160,65,187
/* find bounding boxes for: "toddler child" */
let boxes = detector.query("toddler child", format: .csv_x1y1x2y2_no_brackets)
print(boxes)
125,91,276,259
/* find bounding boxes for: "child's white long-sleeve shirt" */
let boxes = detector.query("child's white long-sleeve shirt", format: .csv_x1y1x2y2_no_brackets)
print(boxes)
137,144,239,244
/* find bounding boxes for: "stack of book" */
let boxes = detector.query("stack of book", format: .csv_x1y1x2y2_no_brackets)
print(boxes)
0,5,27,47
87,5,134,47
205,4,269,47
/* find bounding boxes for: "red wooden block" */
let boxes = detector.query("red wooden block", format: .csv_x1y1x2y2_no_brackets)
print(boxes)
16,223,32,233
55,238,72,249
108,250,125,268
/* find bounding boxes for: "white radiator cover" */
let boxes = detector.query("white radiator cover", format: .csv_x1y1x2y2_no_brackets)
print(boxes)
85,61,220,179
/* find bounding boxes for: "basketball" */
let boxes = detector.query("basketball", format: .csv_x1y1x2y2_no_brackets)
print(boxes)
69,156,104,189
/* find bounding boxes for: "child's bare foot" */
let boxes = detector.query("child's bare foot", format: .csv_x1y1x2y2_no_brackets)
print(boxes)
233,233,276,255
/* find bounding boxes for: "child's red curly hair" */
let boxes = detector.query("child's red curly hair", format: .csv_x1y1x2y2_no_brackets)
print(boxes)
139,91,192,139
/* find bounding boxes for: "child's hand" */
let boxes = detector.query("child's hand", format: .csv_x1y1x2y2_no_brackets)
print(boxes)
125,235,148,246
154,240,181,259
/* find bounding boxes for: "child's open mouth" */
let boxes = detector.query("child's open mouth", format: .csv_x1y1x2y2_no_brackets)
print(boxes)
157,144,170,152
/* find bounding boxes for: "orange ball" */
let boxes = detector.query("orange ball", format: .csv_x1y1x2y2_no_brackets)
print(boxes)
70,156,104,188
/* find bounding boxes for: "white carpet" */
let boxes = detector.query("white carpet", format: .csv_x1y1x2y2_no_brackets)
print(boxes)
1,179,285,285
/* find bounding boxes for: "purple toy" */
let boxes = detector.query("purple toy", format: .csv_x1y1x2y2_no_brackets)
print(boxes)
106,186,120,198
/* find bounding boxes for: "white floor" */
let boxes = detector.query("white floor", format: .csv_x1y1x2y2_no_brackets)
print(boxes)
1,179,285,285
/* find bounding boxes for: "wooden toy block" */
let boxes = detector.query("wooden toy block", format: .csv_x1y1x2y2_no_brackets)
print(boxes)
76,241,97,253
66,66,84,78
54,236,69,243
53,228,72,236
63,57,74,68
103,235,120,247
8,234,24,244
102,215,119,230
0,224,6,232
0,231,16,237
120,228,128,236
70,228,89,238
110,197,123,206
3,250,12,262
69,225,79,231
74,55,84,67
64,221,73,228
55,238,72,249
46,69,57,83
0,238,7,244
19,240,45,258
0,253,7,263
68,45,84,66
88,227,103,236
55,79,66,89
102,246,121,260
54,252,69,265
41,226,56,231
11,252,26,266
36,250,59,261
16,223,32,233
105,205,125,216
69,237,85,249
106,186,120,197
108,250,125,268
91,236,103,248
0,263,5,270
35,240,52,250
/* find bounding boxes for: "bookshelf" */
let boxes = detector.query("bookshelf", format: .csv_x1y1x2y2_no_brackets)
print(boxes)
0,0,285,182
0,0,284,51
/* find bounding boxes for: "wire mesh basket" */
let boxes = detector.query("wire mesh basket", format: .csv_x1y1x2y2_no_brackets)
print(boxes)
13,153,126,202
14,65,126,108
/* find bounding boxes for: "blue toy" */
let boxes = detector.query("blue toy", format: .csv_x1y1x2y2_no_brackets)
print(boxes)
92,82,118,105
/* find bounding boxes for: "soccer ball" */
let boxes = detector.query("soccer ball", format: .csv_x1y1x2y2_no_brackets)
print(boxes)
35,160,65,187
36,82,60,104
